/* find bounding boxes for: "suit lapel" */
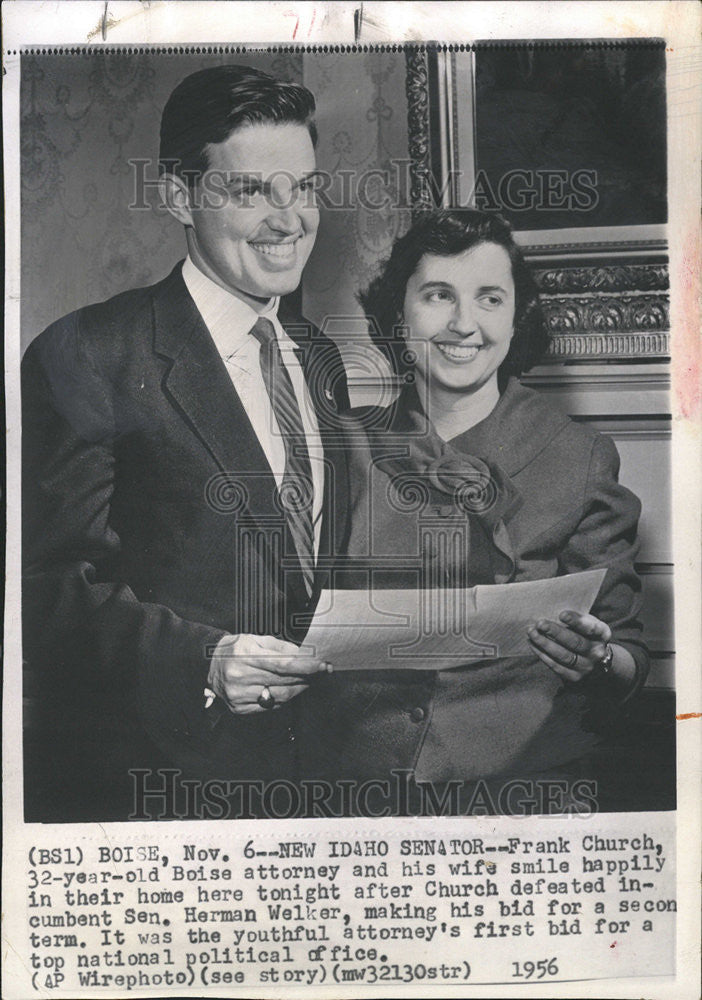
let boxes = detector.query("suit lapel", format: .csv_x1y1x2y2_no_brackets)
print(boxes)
152,267,282,532
151,269,348,609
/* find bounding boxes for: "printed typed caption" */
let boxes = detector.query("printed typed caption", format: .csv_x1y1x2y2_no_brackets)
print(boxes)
24,816,674,991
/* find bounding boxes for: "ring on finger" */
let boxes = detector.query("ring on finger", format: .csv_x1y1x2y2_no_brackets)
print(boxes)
563,651,578,669
257,686,276,710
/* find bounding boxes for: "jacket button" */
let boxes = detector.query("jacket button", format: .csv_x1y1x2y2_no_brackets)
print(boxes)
410,707,426,723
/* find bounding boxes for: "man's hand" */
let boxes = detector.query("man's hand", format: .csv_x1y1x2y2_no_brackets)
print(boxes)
207,634,331,714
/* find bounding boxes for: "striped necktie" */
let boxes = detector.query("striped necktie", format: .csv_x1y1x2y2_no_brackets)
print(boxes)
251,316,315,596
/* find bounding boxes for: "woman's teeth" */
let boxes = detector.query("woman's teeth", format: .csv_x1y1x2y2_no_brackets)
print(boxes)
436,343,480,360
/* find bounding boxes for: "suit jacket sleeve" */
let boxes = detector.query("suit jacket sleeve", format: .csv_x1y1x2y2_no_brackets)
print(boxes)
22,323,227,738
558,431,649,699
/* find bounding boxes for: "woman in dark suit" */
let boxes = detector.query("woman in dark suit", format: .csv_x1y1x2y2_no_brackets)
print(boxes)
299,210,647,814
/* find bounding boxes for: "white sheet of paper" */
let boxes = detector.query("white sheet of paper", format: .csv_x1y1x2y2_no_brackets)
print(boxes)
300,568,607,670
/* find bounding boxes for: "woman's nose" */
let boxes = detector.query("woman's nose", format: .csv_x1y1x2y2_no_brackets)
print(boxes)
448,302,477,335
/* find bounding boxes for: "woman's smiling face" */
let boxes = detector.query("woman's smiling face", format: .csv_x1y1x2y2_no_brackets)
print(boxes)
402,242,516,396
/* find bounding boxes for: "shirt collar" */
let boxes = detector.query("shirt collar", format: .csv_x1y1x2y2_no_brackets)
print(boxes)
182,256,282,357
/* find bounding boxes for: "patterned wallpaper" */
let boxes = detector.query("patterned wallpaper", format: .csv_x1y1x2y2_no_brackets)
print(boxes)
302,53,410,326
20,50,410,365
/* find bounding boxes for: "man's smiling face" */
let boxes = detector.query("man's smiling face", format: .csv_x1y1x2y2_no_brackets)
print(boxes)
183,121,319,308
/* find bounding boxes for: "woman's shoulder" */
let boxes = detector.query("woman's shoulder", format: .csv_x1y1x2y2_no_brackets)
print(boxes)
524,381,626,474
472,378,618,480
501,378,602,449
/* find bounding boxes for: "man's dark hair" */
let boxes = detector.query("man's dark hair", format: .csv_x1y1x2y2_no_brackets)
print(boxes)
159,64,317,185
358,209,549,382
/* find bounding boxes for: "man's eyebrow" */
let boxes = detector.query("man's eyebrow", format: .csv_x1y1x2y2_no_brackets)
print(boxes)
222,169,323,185
222,172,263,185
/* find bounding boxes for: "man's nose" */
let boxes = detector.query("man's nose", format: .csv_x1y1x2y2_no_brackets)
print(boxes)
267,179,302,231
266,207,299,234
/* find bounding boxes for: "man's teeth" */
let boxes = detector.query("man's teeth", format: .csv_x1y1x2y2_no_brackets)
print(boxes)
251,241,297,257
436,343,480,360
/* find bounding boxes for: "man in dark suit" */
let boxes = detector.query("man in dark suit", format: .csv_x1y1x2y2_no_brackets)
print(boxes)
22,65,350,820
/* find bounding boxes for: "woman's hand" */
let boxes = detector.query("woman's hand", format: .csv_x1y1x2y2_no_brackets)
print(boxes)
527,610,611,683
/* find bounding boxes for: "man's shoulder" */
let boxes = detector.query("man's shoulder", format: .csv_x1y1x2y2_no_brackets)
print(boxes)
26,265,183,364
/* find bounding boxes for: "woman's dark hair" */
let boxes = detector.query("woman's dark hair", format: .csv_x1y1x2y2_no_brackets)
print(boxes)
159,65,317,186
358,209,549,381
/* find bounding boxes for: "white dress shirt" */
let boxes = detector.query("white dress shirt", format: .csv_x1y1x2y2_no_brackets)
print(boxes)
182,257,324,556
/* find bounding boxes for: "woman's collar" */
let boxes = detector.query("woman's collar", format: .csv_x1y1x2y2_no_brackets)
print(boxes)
393,376,571,477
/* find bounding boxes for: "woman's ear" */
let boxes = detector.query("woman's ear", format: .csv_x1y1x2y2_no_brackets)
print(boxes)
159,173,195,227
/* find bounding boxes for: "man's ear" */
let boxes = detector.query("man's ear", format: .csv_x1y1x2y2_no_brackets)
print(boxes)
159,173,194,226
